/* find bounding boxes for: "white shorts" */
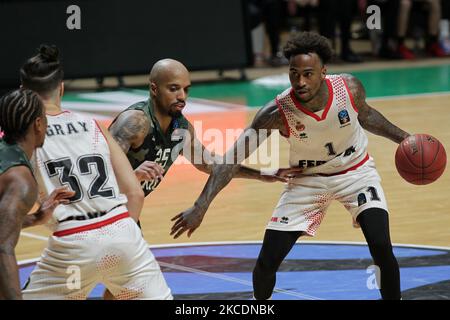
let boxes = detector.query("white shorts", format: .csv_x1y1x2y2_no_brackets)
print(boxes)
267,159,388,236
22,213,172,300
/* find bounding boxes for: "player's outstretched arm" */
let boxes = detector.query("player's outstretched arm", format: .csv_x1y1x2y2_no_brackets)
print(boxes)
185,122,286,183
170,102,285,239
342,73,410,144
109,111,164,182
99,122,144,222
0,167,36,299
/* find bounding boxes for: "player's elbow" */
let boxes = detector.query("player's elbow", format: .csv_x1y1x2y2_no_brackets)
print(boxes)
123,180,144,201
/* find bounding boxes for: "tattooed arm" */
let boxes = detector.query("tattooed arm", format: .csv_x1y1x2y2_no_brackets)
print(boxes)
170,101,286,238
109,110,164,182
184,122,283,181
100,122,144,222
109,110,150,153
183,122,213,174
0,167,37,299
342,74,410,143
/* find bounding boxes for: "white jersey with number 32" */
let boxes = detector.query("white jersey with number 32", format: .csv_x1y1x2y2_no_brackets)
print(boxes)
33,111,127,230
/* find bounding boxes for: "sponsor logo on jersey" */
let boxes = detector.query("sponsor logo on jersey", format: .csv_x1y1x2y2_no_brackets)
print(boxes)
299,132,308,139
338,110,351,126
271,217,278,223
343,146,356,157
298,159,327,168
280,216,289,224
142,179,159,192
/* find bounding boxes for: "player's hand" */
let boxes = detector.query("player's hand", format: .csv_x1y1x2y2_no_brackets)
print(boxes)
258,173,289,183
170,205,207,239
135,161,164,182
259,167,304,183
35,186,75,225
275,167,304,179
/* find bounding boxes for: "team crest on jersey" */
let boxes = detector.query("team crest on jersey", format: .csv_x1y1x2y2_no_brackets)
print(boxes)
338,110,351,126
295,121,305,131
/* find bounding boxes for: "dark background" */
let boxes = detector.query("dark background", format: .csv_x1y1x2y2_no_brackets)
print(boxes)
0,0,252,87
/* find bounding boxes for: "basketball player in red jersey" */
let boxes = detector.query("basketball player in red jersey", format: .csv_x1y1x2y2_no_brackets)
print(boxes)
171,32,411,300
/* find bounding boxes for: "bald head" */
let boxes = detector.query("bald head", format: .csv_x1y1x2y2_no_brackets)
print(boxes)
149,59,189,84
149,59,191,118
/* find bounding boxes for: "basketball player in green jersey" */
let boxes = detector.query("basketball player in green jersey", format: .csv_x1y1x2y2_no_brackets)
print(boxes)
109,59,287,208
0,89,74,299
107,59,289,300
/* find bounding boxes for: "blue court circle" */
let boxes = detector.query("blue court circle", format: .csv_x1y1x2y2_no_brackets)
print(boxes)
19,241,450,300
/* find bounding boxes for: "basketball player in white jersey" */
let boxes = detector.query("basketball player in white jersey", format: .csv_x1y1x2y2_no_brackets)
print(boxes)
20,45,172,299
171,32,411,300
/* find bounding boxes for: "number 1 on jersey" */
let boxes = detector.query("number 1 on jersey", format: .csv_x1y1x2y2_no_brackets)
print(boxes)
325,142,337,156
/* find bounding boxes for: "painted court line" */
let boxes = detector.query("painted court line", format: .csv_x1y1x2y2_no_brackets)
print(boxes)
148,240,450,251
368,91,450,102
20,232,48,241
19,238,447,300
17,234,321,299
158,260,322,300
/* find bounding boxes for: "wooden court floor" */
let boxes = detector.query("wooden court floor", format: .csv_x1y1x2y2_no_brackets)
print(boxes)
17,93,450,261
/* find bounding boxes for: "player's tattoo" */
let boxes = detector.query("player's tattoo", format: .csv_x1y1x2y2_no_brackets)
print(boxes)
251,103,285,133
194,164,238,211
342,74,410,144
0,172,36,299
109,111,150,152
194,103,284,210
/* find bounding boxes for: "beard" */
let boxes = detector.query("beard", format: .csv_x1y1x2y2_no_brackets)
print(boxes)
168,107,183,119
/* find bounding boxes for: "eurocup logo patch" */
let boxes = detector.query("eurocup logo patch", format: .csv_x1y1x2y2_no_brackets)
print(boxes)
338,110,351,125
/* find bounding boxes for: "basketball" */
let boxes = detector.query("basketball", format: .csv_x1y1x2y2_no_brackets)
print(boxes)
395,134,447,185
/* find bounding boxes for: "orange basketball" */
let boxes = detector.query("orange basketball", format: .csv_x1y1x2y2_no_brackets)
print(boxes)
395,134,447,185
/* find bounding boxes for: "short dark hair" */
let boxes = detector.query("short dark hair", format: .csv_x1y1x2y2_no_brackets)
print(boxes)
20,44,64,96
0,89,44,144
283,32,333,65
